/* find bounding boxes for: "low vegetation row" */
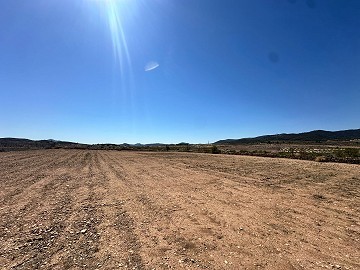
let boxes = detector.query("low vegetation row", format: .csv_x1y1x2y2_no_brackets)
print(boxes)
219,147,360,164
1,139,359,164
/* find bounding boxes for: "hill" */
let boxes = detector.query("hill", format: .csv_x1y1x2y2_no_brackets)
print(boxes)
0,138,87,151
215,129,360,145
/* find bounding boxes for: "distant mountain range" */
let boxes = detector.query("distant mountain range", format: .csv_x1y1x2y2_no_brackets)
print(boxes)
0,138,187,151
0,138,86,150
1,128,359,151
215,129,360,145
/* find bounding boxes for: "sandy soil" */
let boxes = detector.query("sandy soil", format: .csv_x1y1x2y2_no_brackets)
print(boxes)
0,150,359,269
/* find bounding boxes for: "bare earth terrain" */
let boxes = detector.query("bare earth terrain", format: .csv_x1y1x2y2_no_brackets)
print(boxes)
0,150,359,270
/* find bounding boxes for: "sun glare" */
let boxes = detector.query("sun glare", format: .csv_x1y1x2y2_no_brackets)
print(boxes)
93,0,134,95
101,0,131,65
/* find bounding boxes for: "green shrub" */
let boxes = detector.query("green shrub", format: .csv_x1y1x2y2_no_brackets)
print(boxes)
211,145,221,154
344,148,359,158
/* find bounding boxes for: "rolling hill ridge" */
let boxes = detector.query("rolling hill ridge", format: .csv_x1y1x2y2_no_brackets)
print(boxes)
215,129,360,144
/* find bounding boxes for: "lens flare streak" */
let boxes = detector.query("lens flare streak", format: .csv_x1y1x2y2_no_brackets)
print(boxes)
103,0,134,98
145,61,159,71
106,1,131,70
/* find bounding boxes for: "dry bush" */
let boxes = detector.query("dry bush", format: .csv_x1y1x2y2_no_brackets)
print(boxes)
315,156,327,162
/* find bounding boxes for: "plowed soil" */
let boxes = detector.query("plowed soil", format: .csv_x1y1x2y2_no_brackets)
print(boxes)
0,150,359,269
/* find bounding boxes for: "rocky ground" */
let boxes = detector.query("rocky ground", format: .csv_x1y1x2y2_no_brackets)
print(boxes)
0,150,359,269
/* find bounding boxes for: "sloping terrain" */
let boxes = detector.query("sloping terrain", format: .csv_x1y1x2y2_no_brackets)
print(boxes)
216,129,360,144
0,150,359,269
0,138,87,151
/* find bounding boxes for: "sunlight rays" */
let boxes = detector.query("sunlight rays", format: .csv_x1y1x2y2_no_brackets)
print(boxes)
93,0,135,100
105,0,132,74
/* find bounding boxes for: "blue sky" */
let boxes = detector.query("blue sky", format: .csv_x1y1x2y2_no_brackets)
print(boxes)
0,0,359,144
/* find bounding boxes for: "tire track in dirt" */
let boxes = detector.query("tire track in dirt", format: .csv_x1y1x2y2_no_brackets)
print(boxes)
0,151,46,167
0,151,90,267
49,151,105,270
0,150,70,173
104,152,360,269
1,150,359,270
0,150,83,207
0,151,102,269
160,153,359,267
0,150,46,160
121,153,272,268
101,152,270,268
92,151,145,269
0,150,81,183
147,152,360,198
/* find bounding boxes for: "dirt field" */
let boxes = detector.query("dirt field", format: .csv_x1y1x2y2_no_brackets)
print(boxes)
0,150,359,269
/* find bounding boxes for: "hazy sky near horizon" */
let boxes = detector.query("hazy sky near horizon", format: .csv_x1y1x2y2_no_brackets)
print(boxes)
1,0,359,144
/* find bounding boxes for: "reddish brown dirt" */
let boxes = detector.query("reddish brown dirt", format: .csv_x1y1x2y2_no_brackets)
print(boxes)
0,150,359,269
